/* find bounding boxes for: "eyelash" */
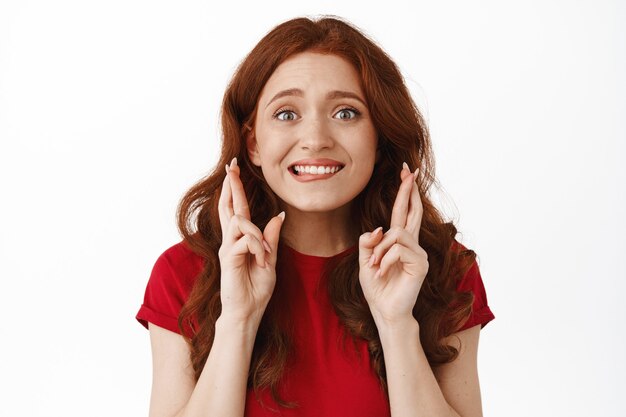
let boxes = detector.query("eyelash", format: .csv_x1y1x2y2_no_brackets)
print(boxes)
272,106,361,120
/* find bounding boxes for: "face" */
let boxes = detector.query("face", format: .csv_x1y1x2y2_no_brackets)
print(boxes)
247,52,378,214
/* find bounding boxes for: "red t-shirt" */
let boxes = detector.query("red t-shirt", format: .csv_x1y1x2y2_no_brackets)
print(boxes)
136,240,494,416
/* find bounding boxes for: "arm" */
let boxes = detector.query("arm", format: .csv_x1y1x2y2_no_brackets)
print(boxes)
147,158,284,417
359,163,485,417
148,316,260,417
377,319,483,417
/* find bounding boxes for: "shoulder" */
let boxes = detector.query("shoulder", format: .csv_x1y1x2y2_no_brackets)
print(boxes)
136,241,205,334
149,240,205,298
450,239,495,331
449,239,479,289
153,240,205,278
451,241,478,289
159,240,204,264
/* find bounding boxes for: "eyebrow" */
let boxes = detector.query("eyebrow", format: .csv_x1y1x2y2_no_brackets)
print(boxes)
265,88,367,109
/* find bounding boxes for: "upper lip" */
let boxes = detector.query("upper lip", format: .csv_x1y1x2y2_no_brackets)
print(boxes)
288,158,344,168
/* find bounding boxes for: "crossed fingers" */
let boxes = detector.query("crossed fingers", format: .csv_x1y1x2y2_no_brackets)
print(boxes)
218,157,270,268
389,162,423,242
369,162,426,278
218,158,249,227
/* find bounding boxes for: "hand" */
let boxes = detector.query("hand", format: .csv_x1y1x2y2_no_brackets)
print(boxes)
217,157,285,324
358,162,428,327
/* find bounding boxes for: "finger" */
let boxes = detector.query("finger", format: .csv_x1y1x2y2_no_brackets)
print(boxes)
370,227,423,266
358,227,384,268
225,214,268,250
406,171,424,241
377,243,422,279
229,233,267,268
218,168,233,234
262,211,286,265
389,164,415,229
400,163,413,181
227,157,251,220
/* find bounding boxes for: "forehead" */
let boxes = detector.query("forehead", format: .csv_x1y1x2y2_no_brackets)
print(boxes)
258,52,364,105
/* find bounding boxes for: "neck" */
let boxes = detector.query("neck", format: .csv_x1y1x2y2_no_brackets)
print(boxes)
279,203,358,257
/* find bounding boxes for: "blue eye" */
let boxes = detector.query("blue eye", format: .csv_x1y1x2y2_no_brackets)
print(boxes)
334,108,359,120
274,109,298,121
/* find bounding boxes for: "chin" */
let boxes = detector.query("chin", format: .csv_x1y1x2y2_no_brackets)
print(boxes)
282,195,355,214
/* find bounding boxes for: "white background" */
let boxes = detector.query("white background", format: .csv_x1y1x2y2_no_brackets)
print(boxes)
1,1,624,416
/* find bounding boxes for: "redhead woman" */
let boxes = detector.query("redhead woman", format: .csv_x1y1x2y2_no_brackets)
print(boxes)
137,16,494,417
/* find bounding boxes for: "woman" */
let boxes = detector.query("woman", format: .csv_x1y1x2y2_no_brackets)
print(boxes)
137,16,494,417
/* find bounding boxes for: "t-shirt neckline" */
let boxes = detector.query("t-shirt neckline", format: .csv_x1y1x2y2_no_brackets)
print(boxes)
279,241,356,265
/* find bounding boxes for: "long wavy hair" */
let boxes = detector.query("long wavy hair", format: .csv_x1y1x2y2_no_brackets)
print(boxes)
176,16,477,409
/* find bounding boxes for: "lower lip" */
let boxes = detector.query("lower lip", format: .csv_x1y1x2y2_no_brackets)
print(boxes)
289,168,342,182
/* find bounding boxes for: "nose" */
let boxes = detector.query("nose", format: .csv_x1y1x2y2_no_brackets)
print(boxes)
299,116,334,152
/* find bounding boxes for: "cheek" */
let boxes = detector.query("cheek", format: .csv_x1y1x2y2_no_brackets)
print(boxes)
354,134,378,162
256,145,288,179
258,135,295,167
257,142,287,166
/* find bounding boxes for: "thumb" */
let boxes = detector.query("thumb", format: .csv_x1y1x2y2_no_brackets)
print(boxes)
263,211,285,264
358,227,383,267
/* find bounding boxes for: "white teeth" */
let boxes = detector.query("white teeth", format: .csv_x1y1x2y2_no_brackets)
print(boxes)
292,165,342,175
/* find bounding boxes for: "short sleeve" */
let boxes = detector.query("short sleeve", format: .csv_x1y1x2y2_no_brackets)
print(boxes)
456,258,495,332
136,241,204,336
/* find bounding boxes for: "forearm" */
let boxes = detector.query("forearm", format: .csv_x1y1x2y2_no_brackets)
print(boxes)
376,318,459,417
177,315,260,417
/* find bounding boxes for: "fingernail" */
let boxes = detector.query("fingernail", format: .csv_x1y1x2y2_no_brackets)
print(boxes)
230,157,237,168
373,226,383,236
225,163,230,174
278,211,286,221
368,253,376,268
262,239,272,254
402,161,409,171
413,168,419,180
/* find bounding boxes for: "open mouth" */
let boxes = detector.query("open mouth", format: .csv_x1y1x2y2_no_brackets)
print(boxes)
289,164,345,176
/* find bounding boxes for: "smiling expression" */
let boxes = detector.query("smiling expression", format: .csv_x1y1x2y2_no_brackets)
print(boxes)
247,52,378,214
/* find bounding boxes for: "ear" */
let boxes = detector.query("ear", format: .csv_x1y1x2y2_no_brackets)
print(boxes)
246,129,262,167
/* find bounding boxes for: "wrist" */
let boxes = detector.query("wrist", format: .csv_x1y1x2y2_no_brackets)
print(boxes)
216,313,263,337
373,314,420,341
218,304,267,326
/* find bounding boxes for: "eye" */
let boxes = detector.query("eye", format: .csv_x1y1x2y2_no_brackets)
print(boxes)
334,107,360,120
273,108,299,121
